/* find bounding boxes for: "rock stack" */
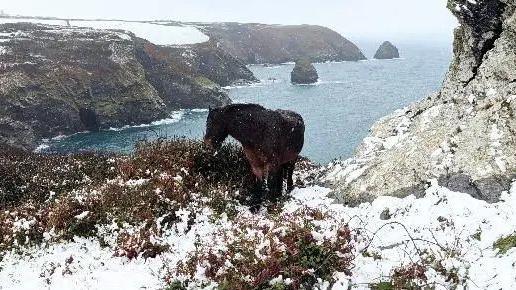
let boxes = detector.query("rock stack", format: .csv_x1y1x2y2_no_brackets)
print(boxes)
373,41,400,59
291,59,319,84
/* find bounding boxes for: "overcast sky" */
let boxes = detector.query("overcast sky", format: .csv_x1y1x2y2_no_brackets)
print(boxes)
1,0,458,43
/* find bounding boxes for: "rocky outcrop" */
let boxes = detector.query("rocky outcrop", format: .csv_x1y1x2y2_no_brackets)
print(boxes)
0,23,255,149
291,59,319,84
161,40,257,87
325,0,516,205
373,41,400,59
196,23,366,64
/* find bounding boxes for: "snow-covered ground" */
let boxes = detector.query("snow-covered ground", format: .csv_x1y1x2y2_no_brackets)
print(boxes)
0,17,209,45
1,180,515,289
69,21,209,45
0,17,67,26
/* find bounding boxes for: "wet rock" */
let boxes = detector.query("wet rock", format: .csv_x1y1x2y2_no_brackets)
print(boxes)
380,208,391,220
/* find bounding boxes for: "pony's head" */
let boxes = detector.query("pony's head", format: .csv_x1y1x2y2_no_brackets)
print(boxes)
204,107,228,149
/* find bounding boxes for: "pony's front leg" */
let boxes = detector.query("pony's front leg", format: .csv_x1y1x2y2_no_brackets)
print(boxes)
266,169,283,202
248,166,266,213
249,177,265,213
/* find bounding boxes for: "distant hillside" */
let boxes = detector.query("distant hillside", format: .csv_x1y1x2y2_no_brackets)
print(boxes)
0,21,255,149
0,16,366,64
194,22,366,64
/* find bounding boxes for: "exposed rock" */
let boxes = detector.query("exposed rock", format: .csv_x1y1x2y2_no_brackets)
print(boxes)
161,39,258,87
197,23,366,64
380,208,391,220
373,41,400,59
0,23,255,149
325,0,516,205
291,59,319,84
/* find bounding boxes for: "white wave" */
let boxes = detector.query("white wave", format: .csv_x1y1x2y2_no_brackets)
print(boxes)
51,134,68,141
33,143,49,153
315,80,346,85
108,110,185,131
191,108,209,113
223,80,277,90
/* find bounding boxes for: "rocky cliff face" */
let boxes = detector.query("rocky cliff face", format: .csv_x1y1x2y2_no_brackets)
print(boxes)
326,0,516,204
197,23,366,64
373,41,400,59
0,23,255,149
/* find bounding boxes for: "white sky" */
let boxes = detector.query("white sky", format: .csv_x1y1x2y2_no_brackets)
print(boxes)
1,0,458,43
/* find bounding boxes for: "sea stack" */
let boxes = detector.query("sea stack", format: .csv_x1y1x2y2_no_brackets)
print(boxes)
374,41,400,59
291,59,319,84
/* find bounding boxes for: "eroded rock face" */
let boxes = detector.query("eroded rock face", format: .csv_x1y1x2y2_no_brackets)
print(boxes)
198,23,366,64
326,0,516,204
291,59,319,84
373,41,400,59
0,23,255,149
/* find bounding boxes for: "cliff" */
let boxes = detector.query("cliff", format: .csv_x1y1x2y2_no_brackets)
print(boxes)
326,0,516,204
0,22,255,149
196,22,366,64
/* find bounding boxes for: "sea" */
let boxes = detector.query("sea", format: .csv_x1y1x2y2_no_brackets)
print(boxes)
42,41,453,164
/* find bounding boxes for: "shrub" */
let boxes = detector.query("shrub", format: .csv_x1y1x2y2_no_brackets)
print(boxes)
0,139,257,254
391,263,427,289
370,263,428,290
0,146,116,207
172,220,354,290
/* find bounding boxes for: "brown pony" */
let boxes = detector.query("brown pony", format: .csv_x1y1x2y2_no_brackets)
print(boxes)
204,103,305,209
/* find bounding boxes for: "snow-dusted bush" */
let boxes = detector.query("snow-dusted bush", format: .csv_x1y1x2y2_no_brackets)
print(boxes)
0,139,255,254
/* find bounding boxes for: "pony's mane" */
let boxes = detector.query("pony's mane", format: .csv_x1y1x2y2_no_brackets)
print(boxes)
221,103,266,113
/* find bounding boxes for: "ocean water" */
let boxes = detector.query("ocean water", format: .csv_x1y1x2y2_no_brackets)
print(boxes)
43,42,452,164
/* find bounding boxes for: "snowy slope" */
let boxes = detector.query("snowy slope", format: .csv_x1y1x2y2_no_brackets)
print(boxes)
70,21,209,45
0,18,209,45
0,17,67,26
1,180,515,289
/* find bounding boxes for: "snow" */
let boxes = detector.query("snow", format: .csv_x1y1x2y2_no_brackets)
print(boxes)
0,17,67,26
74,211,90,220
1,179,516,289
0,239,163,290
69,21,209,45
0,17,209,45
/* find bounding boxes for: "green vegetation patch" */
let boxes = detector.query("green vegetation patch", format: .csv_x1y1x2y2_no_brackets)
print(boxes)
493,233,516,255
195,76,218,88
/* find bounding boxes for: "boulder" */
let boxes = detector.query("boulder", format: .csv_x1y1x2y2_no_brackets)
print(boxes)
325,0,516,205
373,41,400,59
291,59,319,84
